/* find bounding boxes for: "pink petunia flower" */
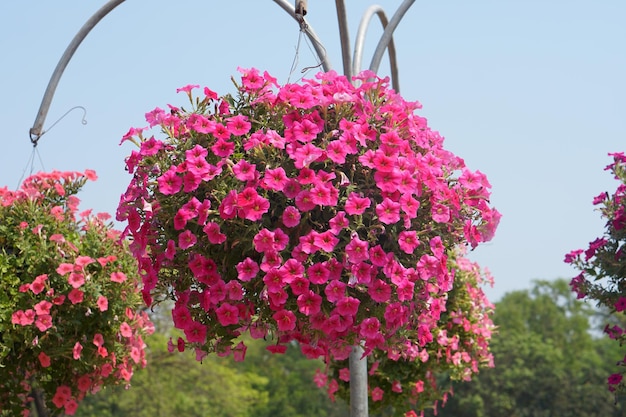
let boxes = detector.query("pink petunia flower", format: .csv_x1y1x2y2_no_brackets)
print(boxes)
376,198,401,224
273,309,296,332
215,303,240,326
344,234,369,264
157,166,182,195
178,230,197,250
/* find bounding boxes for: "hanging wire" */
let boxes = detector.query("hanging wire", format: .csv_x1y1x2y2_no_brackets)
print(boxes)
17,146,47,187
30,106,88,147
287,24,328,84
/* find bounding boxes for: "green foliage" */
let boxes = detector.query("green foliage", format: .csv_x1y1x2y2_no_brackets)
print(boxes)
429,279,626,417
75,322,348,417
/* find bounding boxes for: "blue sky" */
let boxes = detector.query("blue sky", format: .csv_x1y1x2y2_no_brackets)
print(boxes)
1,1,624,301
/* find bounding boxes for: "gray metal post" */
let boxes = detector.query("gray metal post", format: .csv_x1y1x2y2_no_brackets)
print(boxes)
334,0,353,80
349,345,369,417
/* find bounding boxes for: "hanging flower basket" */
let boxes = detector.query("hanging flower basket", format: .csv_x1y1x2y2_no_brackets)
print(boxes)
0,171,153,416
117,68,500,364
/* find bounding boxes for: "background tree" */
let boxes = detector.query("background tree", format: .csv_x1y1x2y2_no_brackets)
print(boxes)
428,279,625,417
75,307,349,417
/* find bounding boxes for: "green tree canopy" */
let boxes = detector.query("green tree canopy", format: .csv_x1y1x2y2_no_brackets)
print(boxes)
429,279,625,417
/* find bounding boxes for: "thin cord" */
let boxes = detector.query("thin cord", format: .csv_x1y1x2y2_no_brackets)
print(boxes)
300,28,326,75
287,29,304,84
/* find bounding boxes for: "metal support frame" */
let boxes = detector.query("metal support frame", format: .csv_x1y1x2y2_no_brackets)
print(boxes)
29,1,413,141
28,4,415,414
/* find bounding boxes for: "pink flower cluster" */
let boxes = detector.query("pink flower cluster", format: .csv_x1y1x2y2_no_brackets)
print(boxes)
118,69,499,368
0,171,153,415
565,152,626,392
325,250,495,413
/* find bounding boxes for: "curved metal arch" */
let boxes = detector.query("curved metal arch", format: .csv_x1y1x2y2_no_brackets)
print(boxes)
369,0,415,77
353,5,400,92
29,0,126,143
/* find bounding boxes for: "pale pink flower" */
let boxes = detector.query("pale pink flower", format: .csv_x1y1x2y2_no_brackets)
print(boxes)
68,289,84,304
120,322,133,338
68,272,84,288
110,271,127,283
93,333,104,347
56,263,74,276
73,342,83,360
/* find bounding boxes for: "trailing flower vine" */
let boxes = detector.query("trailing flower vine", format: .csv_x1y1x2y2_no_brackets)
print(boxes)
117,68,500,408
565,152,626,393
322,248,494,414
0,171,153,416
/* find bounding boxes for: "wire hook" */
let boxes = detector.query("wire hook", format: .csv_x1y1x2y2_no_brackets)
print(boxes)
30,106,88,147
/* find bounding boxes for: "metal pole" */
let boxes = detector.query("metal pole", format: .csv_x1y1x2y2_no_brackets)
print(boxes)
349,345,369,417
334,0,353,80
29,0,126,143
369,0,415,78
353,5,400,92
